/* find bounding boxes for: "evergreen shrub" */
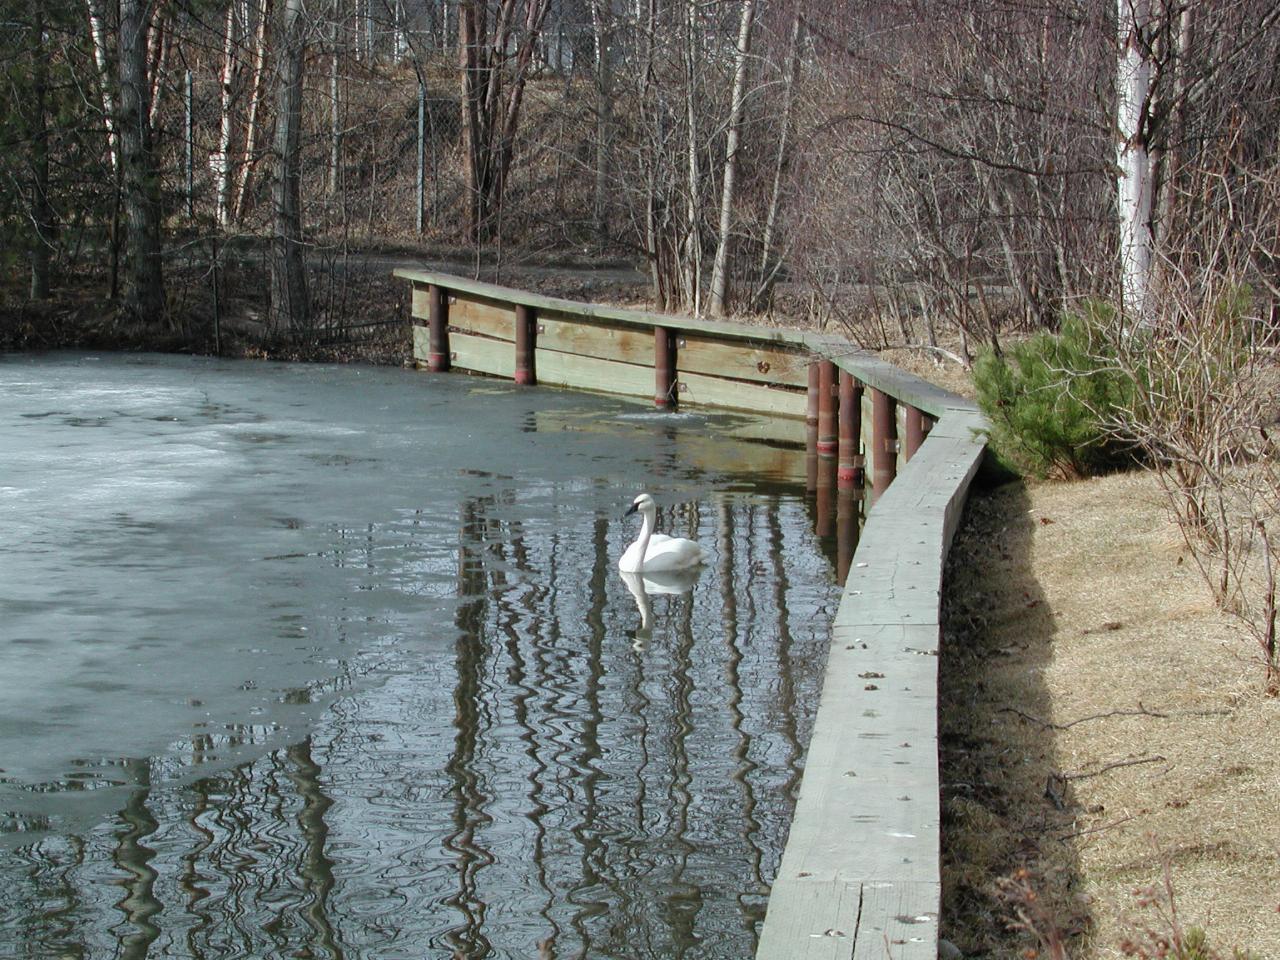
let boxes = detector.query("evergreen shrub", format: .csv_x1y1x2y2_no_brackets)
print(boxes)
973,306,1134,480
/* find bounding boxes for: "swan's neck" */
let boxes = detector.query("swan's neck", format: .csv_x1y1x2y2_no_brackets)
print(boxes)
636,509,656,560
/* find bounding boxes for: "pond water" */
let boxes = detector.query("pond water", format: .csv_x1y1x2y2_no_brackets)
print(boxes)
0,353,854,959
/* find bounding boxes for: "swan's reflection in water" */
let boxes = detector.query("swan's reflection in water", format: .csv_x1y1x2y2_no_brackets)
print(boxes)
618,568,702,647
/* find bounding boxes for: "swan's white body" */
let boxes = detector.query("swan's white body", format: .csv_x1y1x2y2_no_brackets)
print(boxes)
618,493,706,573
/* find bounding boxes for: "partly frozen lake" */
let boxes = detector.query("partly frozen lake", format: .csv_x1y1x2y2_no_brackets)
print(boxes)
0,352,841,958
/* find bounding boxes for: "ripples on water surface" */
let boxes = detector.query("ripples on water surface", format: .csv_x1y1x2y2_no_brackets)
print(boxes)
0,353,855,959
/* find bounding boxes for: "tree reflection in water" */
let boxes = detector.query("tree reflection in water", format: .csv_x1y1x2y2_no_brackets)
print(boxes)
3,486,848,959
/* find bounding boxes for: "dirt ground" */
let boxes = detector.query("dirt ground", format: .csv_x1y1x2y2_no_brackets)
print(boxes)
941,470,1280,958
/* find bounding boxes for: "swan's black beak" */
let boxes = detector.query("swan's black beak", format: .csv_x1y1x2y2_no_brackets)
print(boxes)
624,501,639,518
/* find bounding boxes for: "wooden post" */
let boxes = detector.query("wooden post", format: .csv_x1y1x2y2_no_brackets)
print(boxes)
838,371,864,488
836,486,859,584
515,304,537,384
904,406,927,461
871,387,898,496
806,363,820,424
427,283,450,372
815,450,836,540
655,326,677,408
816,359,837,456
805,422,818,494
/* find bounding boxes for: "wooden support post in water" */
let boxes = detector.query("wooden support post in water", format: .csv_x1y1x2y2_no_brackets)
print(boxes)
904,405,928,461
654,326,677,408
427,284,450,372
806,363,820,424
816,360,837,456
871,387,898,496
836,486,860,584
805,422,818,495
515,304,537,385
838,371,864,488
815,451,836,540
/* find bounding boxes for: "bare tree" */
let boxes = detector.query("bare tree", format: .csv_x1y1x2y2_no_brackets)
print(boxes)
708,0,758,316
232,0,272,223
85,0,118,172
1116,0,1155,318
27,0,53,300
118,0,166,326
270,0,310,331
458,0,553,242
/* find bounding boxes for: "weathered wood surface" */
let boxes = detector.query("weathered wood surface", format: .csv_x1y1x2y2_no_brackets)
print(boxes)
447,330,516,379
679,370,807,418
757,411,986,960
398,269,966,419
534,348,653,400
678,332,810,388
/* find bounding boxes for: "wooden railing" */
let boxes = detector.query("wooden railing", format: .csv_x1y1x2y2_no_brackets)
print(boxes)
394,267,988,959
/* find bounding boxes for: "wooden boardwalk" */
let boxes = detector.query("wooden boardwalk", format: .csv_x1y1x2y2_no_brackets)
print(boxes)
755,406,985,959
392,269,988,958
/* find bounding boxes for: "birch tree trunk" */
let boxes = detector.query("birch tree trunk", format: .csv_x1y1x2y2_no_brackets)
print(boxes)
270,0,310,332
590,0,611,241
85,0,118,172
232,0,271,223
1116,0,1155,318
118,0,166,326
708,0,757,316
681,0,703,314
214,2,240,228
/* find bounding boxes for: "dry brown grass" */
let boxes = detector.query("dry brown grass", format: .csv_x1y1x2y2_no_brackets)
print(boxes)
941,469,1280,958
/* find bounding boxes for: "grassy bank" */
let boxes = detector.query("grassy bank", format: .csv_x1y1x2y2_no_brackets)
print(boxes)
941,470,1280,958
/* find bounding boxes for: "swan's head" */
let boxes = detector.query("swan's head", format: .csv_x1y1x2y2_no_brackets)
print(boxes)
625,492,657,518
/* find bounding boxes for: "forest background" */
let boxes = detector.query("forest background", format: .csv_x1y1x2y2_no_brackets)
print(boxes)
5,0,1274,356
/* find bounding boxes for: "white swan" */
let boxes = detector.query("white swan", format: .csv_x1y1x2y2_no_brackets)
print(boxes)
618,493,706,573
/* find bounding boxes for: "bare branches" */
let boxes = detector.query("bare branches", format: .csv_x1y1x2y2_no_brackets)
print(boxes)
999,703,1171,731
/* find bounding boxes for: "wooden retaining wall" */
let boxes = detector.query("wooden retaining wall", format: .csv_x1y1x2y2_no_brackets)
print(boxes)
394,267,988,959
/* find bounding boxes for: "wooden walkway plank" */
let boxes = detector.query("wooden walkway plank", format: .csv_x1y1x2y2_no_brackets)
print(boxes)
755,878,863,959
851,882,940,960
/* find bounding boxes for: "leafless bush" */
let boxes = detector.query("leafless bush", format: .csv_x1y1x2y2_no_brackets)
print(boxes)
1119,841,1263,960
1104,140,1280,694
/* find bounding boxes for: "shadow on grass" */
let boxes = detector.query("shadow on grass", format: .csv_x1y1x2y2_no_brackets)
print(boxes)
939,476,1088,957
